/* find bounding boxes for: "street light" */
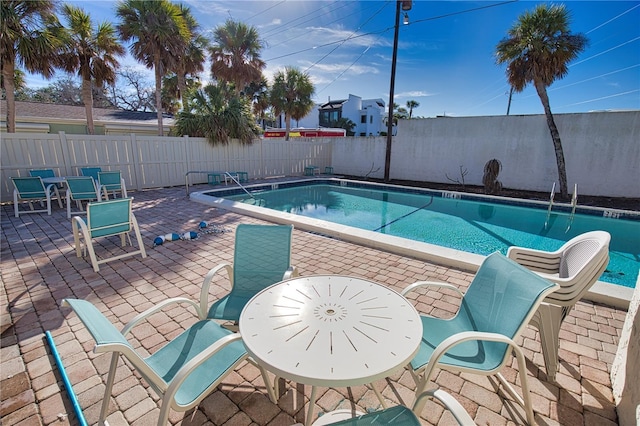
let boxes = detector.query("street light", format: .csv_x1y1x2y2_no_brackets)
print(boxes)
384,0,412,182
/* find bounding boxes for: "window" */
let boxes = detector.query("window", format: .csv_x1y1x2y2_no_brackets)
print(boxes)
361,115,367,124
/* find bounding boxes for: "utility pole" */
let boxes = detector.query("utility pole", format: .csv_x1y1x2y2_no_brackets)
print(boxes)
384,0,412,182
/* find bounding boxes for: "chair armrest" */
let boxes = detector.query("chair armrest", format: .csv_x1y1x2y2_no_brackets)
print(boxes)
283,266,299,280
414,389,476,425
121,297,201,336
417,330,519,387
164,332,245,403
199,263,234,320
507,246,562,274
401,281,464,298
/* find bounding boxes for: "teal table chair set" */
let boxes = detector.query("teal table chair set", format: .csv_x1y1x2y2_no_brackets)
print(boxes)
29,168,64,208
62,224,295,425
61,228,581,425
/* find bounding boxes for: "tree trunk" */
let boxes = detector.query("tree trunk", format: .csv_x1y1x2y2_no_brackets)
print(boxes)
154,54,164,136
534,80,568,200
2,59,16,133
285,114,291,141
82,77,95,135
177,67,186,110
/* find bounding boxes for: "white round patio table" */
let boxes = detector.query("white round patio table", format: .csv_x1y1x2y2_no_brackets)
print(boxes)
239,275,423,425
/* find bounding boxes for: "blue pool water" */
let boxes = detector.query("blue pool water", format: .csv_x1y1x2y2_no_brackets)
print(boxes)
215,181,639,288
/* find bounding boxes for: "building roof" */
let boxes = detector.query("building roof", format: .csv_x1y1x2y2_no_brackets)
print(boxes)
1,100,174,125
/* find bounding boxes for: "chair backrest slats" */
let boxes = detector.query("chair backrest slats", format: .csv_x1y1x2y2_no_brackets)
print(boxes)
232,224,293,298
87,198,132,238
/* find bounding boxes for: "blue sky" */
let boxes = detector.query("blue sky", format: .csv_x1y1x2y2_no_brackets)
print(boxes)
27,1,640,118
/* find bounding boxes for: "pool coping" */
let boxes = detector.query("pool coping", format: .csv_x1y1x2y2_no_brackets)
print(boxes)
191,178,636,310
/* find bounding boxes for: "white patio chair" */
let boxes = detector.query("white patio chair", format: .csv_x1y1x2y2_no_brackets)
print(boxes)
507,230,611,381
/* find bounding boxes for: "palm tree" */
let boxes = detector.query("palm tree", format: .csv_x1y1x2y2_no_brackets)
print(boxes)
174,83,260,145
1,0,65,133
172,4,207,109
496,4,587,200
116,0,190,135
406,100,420,119
59,4,124,135
269,66,315,141
210,20,265,96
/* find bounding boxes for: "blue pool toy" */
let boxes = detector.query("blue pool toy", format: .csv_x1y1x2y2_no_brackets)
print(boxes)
153,233,180,247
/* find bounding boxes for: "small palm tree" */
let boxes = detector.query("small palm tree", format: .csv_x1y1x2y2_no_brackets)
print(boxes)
210,20,265,96
1,0,65,133
406,100,420,118
269,66,315,141
117,0,190,136
174,83,260,145
496,4,587,199
59,4,124,135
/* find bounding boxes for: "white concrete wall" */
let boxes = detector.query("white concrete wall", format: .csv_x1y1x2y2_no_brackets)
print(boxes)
331,111,640,198
611,273,640,426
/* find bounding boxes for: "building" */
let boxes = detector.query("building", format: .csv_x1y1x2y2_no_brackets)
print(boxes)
319,94,386,136
0,100,174,135
272,94,387,137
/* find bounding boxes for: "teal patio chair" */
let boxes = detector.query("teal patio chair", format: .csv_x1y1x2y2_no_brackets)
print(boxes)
200,224,298,328
401,252,558,425
315,389,475,425
29,168,64,208
98,170,127,199
507,231,610,381
65,176,102,218
11,176,59,217
61,297,249,426
72,198,146,272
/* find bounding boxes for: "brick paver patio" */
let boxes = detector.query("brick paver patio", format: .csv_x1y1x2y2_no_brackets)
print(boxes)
1,183,626,425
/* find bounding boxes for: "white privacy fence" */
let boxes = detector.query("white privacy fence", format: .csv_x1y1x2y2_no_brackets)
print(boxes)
0,133,333,202
2,110,638,202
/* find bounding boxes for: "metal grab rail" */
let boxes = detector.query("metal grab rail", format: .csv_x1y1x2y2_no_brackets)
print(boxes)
225,172,255,199
544,182,556,229
566,183,578,232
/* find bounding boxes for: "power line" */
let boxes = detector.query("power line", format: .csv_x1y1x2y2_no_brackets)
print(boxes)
586,3,640,34
304,2,391,74
571,37,640,67
268,2,384,49
557,89,640,109
244,0,287,23
260,1,347,38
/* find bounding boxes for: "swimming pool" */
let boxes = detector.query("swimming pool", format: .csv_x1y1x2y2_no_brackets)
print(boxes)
192,179,640,292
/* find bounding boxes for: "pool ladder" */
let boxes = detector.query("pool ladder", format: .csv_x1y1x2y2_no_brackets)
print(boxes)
544,183,578,231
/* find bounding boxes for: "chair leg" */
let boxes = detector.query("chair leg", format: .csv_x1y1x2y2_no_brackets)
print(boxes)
98,353,120,426
496,345,536,425
536,304,564,382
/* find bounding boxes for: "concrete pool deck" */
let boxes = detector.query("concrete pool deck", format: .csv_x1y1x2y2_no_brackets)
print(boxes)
1,182,627,425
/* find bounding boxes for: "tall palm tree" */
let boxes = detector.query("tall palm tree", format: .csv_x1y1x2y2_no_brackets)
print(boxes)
270,66,315,141
59,4,124,135
116,0,190,135
1,0,64,133
496,4,587,200
172,4,207,109
210,20,265,96
406,100,419,119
